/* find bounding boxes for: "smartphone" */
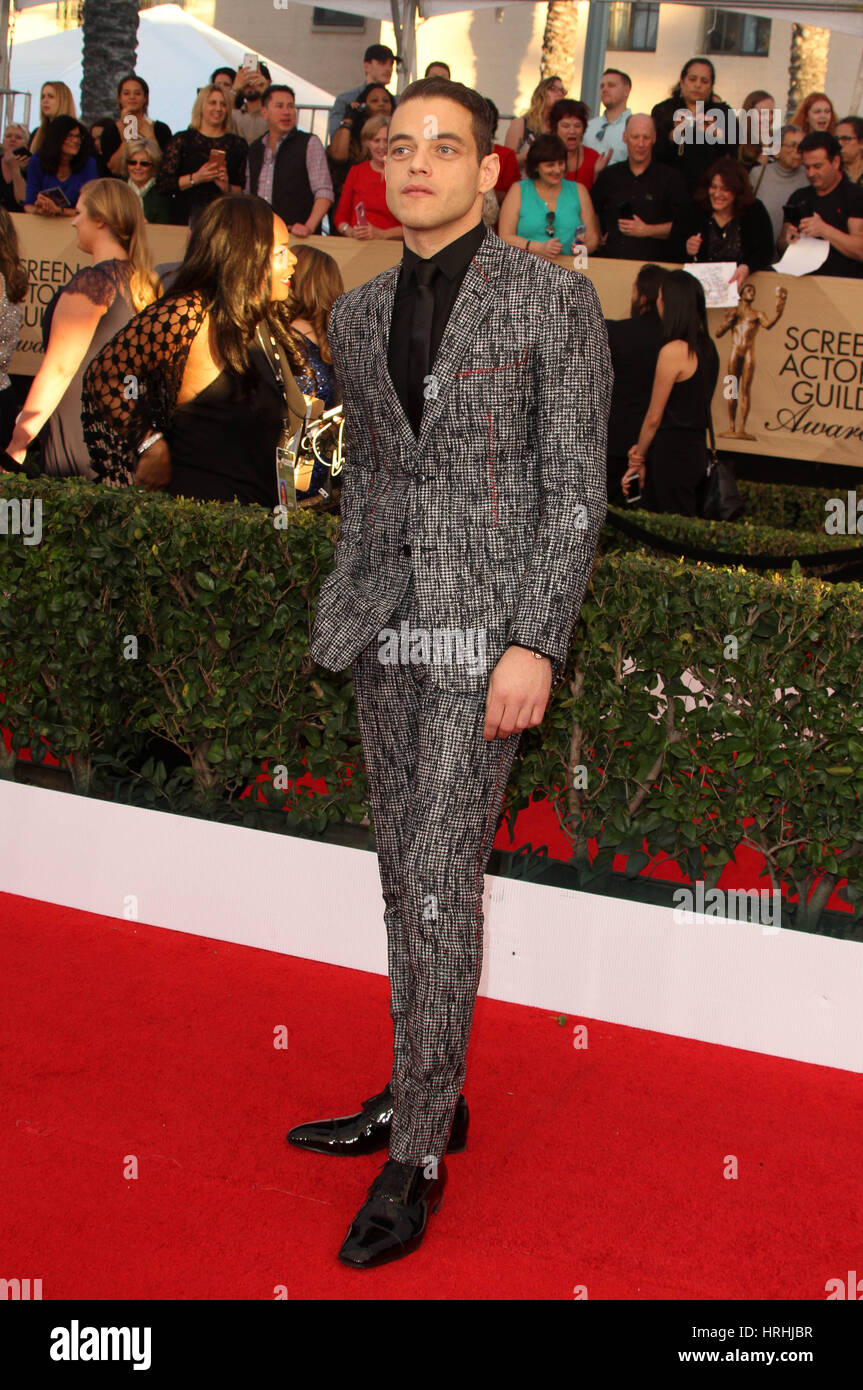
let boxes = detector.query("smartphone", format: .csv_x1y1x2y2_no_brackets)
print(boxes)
210,149,227,172
618,200,634,219
242,52,258,71
12,145,30,160
42,186,71,208
783,202,802,229
623,471,642,503
355,200,368,227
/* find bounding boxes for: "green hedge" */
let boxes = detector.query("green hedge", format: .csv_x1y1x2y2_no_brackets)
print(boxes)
2,476,863,932
739,479,863,536
602,503,863,571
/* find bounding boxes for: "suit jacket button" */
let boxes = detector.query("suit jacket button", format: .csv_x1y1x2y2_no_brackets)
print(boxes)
402,543,412,555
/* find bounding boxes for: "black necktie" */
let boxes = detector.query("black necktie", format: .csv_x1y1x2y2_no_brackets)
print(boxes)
406,259,439,436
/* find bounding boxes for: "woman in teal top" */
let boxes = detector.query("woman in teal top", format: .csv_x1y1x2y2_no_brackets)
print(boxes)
498,132,600,260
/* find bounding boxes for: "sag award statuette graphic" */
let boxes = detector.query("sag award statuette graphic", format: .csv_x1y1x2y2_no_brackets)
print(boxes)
716,283,787,440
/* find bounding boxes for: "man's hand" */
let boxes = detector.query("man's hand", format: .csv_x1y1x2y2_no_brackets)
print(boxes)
799,212,831,241
617,214,651,238
483,645,552,740
290,221,311,237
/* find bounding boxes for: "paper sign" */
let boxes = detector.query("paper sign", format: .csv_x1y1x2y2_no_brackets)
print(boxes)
772,236,830,277
684,262,740,308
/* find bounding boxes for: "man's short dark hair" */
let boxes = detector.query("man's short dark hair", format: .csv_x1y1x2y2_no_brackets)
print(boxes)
425,60,451,78
837,115,863,141
525,133,567,180
365,44,395,64
395,77,494,160
211,66,235,84
483,96,499,139
799,131,841,161
602,68,632,88
263,84,295,106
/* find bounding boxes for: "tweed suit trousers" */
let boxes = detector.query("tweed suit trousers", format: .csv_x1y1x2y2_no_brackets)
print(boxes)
351,568,523,1165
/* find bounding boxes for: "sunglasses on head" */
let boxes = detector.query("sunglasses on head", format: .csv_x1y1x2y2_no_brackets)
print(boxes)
545,210,556,236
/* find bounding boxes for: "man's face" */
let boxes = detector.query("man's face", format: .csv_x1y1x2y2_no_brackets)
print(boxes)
778,129,803,169
803,148,841,191
426,64,450,80
266,92,296,134
600,74,629,110
624,116,654,162
365,58,394,86
385,96,497,230
836,123,862,169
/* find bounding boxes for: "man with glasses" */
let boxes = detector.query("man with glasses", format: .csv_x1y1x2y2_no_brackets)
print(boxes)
584,69,632,168
245,85,333,238
748,124,806,255
836,116,863,187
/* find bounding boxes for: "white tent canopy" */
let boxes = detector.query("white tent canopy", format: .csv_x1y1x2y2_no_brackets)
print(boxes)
7,3,334,135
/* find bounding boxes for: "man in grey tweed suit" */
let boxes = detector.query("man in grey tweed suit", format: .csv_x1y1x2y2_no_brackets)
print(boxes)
287,77,611,1268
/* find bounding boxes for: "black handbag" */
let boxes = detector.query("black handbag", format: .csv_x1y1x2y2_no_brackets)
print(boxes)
697,377,745,523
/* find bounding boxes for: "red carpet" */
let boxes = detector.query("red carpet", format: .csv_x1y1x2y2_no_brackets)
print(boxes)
1,890,861,1300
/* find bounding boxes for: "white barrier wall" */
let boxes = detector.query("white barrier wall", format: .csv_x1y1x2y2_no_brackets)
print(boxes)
1,780,860,1073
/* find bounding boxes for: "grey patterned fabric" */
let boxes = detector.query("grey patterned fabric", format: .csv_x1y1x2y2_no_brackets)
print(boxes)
309,228,611,1164
309,228,612,691
352,570,524,1164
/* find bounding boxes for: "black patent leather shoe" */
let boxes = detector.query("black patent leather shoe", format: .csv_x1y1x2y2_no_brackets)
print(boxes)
338,1157,446,1269
286,1085,468,1156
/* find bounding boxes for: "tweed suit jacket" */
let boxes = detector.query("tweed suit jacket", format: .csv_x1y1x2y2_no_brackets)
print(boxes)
309,227,612,693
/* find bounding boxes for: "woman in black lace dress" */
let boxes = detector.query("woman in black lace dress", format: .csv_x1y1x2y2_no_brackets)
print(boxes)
156,84,247,227
2,178,160,478
81,195,308,509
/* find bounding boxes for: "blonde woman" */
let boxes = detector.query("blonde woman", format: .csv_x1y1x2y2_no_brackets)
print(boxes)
3,179,160,479
504,76,566,169
156,84,247,226
333,117,402,239
29,81,77,152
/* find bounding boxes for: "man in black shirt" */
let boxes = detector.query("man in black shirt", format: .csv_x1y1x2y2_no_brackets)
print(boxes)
591,113,688,261
780,131,863,278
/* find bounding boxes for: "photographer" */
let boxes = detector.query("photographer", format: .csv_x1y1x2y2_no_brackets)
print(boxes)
230,61,271,145
0,123,30,211
327,83,394,210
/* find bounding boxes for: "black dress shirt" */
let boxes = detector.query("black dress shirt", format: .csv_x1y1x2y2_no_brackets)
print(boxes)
591,159,688,262
387,218,554,667
387,218,487,432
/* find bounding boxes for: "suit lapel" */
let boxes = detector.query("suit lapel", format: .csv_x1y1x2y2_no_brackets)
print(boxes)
367,230,505,459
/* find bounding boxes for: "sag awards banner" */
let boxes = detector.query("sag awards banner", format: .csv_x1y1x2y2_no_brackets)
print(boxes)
9,218,863,469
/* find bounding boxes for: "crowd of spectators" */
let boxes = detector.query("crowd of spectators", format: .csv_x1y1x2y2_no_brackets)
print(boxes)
0,45,860,520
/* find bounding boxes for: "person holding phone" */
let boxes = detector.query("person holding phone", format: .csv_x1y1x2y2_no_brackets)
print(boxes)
24,116,98,215
334,117,402,239
0,123,31,211
231,60,271,144
622,269,719,516
156,84,247,226
590,113,688,260
498,132,600,259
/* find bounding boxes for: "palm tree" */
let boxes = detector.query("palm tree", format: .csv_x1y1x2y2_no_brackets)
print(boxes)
787,23,830,120
80,0,140,127
540,0,579,88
